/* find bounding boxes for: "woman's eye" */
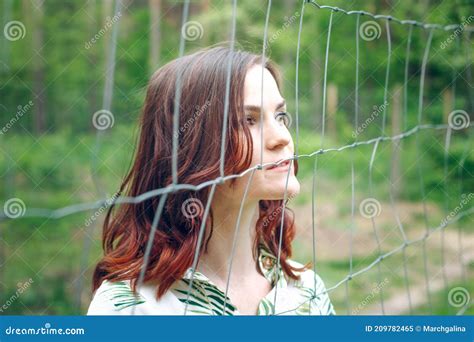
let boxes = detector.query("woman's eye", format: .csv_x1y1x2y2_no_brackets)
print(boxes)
276,112,291,127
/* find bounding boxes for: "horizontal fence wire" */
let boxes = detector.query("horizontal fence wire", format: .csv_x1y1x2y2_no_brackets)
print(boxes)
1,123,471,221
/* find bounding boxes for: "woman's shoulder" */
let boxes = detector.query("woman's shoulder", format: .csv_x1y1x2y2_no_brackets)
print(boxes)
86,279,183,315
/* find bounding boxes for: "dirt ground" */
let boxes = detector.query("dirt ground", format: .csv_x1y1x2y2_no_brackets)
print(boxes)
290,178,474,314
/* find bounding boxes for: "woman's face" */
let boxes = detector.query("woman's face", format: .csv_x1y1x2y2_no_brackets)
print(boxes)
230,64,300,203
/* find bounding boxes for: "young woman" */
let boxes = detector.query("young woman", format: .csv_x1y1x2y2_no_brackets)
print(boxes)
87,46,335,315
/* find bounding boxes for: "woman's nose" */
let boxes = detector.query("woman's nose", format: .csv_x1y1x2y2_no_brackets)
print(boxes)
265,118,291,150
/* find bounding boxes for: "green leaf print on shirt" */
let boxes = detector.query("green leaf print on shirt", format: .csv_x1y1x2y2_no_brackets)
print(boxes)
101,281,146,310
172,277,237,315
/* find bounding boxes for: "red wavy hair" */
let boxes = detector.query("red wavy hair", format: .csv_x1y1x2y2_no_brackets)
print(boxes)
92,46,311,299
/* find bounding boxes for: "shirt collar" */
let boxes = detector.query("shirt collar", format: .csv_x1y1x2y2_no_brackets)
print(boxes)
257,242,287,288
183,243,287,288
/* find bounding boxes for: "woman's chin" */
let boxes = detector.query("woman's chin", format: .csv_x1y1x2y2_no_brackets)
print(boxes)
261,180,300,201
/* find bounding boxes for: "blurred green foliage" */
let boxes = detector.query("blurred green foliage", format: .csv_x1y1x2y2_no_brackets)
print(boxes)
0,0,472,315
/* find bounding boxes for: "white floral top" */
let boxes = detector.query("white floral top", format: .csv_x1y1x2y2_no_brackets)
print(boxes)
87,244,336,315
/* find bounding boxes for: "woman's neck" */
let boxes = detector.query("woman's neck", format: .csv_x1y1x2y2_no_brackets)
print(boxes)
196,195,260,286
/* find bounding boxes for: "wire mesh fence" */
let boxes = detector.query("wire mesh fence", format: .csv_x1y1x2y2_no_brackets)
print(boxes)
0,0,473,315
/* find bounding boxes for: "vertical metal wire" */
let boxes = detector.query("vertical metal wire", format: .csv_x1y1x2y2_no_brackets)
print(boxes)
91,0,122,197
217,0,239,313
273,160,295,313
364,17,394,315
222,170,255,312
388,190,413,314
295,0,306,161
171,0,191,185
415,27,434,313
187,0,237,314
133,0,193,315
403,26,413,131
368,138,385,314
183,184,217,315
272,1,306,312
131,192,169,315
381,18,391,136
346,13,361,315
466,32,474,111
219,0,237,179
457,153,469,285
399,24,414,315
457,33,472,286
77,0,122,311
308,8,333,315
441,85,453,299
259,0,272,169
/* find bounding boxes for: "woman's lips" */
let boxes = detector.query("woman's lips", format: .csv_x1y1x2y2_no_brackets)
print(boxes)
266,159,291,171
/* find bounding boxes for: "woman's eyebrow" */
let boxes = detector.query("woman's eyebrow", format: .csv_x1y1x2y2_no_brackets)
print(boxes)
244,100,286,112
